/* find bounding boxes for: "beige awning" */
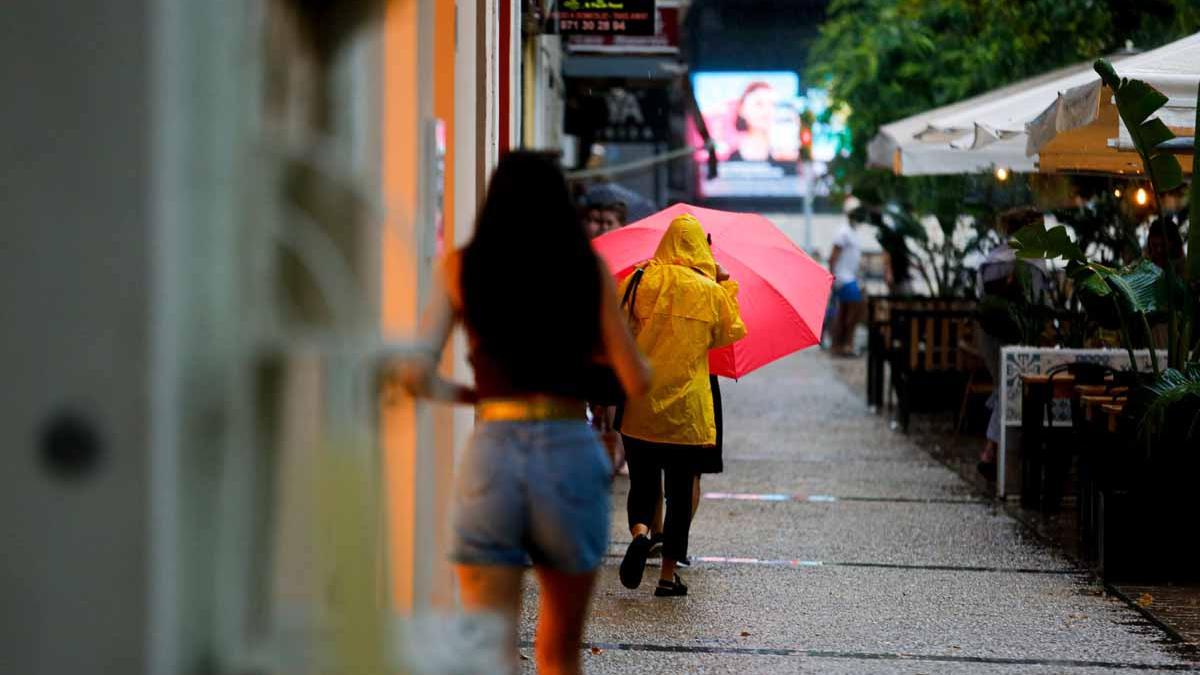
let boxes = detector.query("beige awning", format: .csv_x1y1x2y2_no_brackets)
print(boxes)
866,58,1128,176
1027,33,1199,176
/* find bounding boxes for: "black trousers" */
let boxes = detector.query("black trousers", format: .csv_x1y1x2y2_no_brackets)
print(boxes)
623,435,698,562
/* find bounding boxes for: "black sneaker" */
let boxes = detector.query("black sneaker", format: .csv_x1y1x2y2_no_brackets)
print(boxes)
647,533,664,558
619,535,652,589
654,573,688,597
676,555,691,568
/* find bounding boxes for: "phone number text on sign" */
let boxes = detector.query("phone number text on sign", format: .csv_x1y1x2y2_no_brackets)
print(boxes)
559,17,632,32
558,3,655,36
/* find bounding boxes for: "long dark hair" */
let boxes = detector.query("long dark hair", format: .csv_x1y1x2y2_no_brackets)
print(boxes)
460,151,602,390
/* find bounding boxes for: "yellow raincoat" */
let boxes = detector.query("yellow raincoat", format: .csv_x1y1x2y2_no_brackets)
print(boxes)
619,214,747,446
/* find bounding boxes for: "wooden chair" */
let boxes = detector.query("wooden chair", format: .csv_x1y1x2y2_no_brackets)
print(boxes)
867,296,976,413
889,307,976,433
953,319,993,436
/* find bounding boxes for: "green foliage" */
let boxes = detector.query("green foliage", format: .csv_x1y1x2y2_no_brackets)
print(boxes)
1093,59,1195,373
1134,365,1200,448
809,0,1200,197
977,263,1067,347
1011,221,1166,369
809,0,1115,169
1094,60,1185,194
1011,221,1086,262
1050,186,1143,267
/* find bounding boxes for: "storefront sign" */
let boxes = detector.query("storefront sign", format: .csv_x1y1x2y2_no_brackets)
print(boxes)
566,4,679,54
567,80,669,143
557,0,656,37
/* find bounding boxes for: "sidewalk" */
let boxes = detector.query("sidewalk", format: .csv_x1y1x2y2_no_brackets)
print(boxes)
519,350,1200,673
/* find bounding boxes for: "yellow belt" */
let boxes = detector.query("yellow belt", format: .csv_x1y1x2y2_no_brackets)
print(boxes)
476,397,585,422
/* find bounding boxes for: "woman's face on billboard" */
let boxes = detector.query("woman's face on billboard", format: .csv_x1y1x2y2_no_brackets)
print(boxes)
741,86,777,133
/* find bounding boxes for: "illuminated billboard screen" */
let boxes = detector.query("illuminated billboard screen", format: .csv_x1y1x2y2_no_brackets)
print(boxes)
689,71,849,199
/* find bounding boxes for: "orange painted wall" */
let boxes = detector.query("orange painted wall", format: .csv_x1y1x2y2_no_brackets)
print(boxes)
381,0,464,611
381,0,420,610
435,0,455,247
430,0,458,610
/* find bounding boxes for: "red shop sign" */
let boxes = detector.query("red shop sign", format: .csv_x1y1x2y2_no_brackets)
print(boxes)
557,0,656,37
566,4,679,54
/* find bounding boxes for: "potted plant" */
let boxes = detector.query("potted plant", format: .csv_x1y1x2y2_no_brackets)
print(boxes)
1011,60,1199,581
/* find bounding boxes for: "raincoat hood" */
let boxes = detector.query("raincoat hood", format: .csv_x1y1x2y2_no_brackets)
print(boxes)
652,214,716,280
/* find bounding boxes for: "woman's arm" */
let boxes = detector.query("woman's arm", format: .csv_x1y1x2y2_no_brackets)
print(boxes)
398,256,478,404
828,245,842,276
599,268,652,398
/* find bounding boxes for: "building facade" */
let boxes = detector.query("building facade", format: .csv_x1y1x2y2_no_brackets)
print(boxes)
0,0,556,672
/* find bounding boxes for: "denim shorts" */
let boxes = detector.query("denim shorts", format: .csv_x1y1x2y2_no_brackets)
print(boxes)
450,420,612,573
834,279,863,303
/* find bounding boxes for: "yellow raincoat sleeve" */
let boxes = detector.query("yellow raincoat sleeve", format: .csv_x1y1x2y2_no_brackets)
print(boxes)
711,279,747,349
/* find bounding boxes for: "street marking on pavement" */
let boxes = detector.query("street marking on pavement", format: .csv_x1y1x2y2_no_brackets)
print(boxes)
537,641,1199,670
603,551,1078,575
702,491,987,505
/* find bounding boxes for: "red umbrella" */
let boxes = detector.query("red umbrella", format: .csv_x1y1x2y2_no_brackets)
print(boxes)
593,203,833,378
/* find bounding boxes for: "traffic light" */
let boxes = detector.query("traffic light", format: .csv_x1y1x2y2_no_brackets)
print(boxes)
799,110,815,162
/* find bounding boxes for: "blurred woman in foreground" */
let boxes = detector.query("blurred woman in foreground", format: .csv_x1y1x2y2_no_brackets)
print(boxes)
404,151,650,674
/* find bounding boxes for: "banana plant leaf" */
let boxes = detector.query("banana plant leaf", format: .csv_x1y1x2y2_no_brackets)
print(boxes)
1072,259,1166,331
1095,60,1184,193
1010,222,1162,321
1131,364,1200,448
1011,222,1085,262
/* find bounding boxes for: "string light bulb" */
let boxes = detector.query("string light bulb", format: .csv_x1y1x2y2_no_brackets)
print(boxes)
1113,188,1122,198
1135,187,1149,206
995,167,1009,182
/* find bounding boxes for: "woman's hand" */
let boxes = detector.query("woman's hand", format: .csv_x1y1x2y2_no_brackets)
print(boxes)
715,262,731,283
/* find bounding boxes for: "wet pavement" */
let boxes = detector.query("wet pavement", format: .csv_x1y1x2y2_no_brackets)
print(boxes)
519,350,1200,672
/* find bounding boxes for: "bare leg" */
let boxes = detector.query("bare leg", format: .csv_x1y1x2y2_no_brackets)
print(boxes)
534,567,597,675
845,300,866,352
836,300,865,354
455,564,524,673
690,474,700,522
834,303,852,352
981,439,997,463
651,475,664,535
660,557,677,582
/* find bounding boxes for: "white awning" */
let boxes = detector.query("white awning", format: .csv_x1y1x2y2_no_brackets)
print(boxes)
863,31,1199,177
865,59,1112,175
1027,32,1199,176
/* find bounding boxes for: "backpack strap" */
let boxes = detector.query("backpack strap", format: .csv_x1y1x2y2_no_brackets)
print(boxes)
621,268,646,321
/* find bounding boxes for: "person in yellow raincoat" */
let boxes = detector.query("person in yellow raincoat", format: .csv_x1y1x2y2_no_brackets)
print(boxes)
617,213,746,596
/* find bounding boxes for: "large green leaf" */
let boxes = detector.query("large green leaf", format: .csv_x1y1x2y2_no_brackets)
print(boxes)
1138,118,1175,154
1106,259,1166,316
1134,364,1200,446
1148,153,1185,192
1095,60,1169,126
1010,222,1086,262
1093,59,1182,195
1069,259,1164,331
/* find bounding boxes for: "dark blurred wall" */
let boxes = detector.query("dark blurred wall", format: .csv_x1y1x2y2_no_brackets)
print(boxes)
684,0,827,73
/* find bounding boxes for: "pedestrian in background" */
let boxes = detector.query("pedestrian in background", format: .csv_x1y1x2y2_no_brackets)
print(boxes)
828,196,865,356
403,151,650,674
584,200,628,239
975,207,1049,481
617,213,746,597
584,200,631,471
